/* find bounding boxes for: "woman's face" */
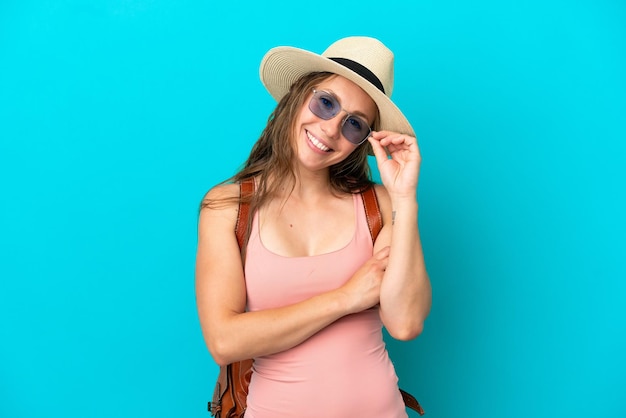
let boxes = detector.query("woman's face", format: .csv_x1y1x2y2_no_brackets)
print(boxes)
292,75,377,172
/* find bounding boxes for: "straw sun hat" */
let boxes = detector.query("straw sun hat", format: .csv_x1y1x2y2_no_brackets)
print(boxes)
259,36,415,137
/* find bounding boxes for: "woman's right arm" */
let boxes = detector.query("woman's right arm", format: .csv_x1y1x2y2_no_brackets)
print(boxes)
195,184,388,366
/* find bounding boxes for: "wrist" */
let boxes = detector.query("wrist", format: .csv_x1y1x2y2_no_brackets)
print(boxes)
389,194,418,209
328,288,357,316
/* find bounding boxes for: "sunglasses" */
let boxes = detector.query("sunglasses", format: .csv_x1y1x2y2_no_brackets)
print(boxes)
308,88,372,145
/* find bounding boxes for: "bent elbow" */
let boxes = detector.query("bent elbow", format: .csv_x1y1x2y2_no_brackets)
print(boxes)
207,338,235,367
212,356,231,368
388,321,424,341
209,351,230,367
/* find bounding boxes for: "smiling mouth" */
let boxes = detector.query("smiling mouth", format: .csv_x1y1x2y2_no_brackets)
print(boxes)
306,131,333,152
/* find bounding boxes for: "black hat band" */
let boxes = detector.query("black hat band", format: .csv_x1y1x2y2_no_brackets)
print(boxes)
329,57,385,94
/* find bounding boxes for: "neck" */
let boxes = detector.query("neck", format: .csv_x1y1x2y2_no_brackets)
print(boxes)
272,167,335,202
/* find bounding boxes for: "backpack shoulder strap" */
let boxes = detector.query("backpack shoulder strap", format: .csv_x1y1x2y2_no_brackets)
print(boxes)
235,178,255,251
361,185,382,243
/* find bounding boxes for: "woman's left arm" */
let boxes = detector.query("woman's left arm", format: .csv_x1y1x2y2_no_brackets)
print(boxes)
368,131,432,340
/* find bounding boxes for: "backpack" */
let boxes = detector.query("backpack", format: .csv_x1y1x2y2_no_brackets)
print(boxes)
208,178,425,417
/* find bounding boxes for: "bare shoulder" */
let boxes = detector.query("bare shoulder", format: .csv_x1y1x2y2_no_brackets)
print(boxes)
202,182,240,204
198,183,242,235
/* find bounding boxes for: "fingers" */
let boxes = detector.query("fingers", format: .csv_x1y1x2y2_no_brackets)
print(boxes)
372,247,390,272
362,247,389,274
341,247,390,313
373,246,391,260
369,130,419,152
367,135,390,168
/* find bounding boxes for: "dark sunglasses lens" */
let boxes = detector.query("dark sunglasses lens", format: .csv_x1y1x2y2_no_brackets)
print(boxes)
342,116,370,145
309,91,339,120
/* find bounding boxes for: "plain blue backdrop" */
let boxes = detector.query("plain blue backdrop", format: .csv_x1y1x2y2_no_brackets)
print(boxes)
1,0,625,417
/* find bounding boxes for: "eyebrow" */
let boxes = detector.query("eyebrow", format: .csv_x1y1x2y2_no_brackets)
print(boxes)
321,89,373,124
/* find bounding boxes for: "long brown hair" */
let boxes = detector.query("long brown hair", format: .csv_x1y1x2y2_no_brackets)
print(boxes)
201,72,379,237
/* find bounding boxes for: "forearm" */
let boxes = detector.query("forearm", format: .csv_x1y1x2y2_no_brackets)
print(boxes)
379,197,432,340
207,289,349,365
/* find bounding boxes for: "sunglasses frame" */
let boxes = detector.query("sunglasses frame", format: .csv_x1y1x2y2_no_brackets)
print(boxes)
309,88,372,145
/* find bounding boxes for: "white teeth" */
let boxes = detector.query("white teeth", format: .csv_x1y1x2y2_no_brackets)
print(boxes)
306,131,330,152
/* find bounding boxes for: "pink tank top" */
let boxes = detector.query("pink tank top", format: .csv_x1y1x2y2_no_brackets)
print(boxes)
244,193,407,418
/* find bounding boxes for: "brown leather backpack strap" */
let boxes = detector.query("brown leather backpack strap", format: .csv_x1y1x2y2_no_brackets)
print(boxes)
235,178,255,250
361,185,382,242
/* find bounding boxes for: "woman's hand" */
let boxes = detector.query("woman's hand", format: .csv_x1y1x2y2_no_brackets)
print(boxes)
338,246,390,314
368,131,421,198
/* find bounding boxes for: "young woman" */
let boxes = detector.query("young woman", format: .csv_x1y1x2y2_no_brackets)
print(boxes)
196,37,432,418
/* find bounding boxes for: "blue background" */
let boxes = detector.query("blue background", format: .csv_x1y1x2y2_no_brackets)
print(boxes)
1,1,625,417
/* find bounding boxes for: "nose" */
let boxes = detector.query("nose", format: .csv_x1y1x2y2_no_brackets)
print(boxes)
319,113,343,140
